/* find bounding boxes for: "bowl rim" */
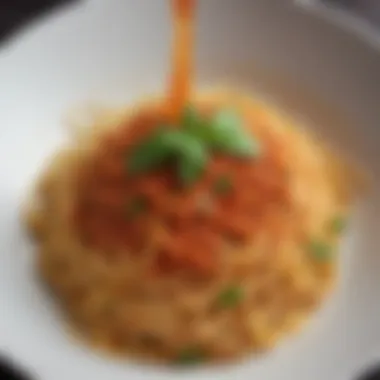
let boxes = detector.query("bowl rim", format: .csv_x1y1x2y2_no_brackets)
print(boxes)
1,0,380,57
294,0,380,51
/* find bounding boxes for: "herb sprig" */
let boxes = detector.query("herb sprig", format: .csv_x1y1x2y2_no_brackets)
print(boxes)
127,105,261,187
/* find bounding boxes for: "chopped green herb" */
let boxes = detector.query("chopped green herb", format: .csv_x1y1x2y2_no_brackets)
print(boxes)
162,130,209,187
125,197,147,219
161,130,208,164
208,109,261,157
216,286,244,308
127,106,261,188
213,175,233,196
212,109,241,131
182,105,204,133
181,104,213,141
129,129,209,187
128,130,172,175
307,240,332,261
181,106,261,158
178,153,207,187
329,216,347,235
174,347,205,366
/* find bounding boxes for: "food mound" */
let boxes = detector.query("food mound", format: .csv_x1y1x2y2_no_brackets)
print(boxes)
25,92,357,364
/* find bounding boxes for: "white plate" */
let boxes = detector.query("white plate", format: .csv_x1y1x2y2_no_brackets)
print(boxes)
0,1,380,379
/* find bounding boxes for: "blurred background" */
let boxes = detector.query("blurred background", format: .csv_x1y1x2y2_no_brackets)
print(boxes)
322,0,380,25
0,0,75,40
0,0,380,42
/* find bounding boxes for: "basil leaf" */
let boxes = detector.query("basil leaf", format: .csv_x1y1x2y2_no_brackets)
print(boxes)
182,105,203,132
128,128,208,187
155,130,208,187
212,109,242,133
128,131,172,175
181,105,214,145
178,144,208,187
160,130,201,155
178,159,202,187
127,106,259,188
208,109,261,157
226,133,260,157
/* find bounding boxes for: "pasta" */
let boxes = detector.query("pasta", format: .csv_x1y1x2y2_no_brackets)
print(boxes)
24,91,361,364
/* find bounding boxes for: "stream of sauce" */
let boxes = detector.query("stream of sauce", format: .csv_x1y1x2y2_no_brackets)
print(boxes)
167,0,196,119
74,0,290,275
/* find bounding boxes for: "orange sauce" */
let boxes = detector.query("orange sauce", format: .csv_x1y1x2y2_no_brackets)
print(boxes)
73,1,290,276
74,110,289,275
167,0,196,120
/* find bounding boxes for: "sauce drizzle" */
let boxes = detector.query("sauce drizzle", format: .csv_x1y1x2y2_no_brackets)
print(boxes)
73,0,290,276
168,0,196,120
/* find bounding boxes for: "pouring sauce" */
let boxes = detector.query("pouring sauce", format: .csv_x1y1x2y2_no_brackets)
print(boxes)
167,0,196,119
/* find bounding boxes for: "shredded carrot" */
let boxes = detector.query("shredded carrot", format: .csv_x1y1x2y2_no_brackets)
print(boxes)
74,108,290,276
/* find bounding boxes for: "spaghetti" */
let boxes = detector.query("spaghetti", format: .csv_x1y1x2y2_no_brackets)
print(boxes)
24,0,361,365
25,91,358,363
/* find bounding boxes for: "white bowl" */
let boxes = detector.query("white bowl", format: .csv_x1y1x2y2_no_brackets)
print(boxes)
0,1,380,379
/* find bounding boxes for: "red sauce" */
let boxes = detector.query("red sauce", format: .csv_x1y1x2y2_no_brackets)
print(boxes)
167,0,196,120
74,108,290,276
73,1,290,276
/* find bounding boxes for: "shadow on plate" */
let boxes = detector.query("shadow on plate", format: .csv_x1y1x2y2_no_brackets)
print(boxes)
0,355,34,380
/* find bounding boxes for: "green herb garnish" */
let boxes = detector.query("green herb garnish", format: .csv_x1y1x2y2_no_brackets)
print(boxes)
161,129,209,186
182,107,261,157
127,105,261,188
128,129,208,187
125,196,147,219
213,175,233,196
307,240,332,261
207,109,261,157
174,347,205,366
182,105,204,134
216,286,244,308
178,152,207,187
329,216,347,235
128,130,173,175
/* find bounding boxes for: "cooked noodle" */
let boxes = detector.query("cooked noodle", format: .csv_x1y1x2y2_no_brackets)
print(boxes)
24,91,361,363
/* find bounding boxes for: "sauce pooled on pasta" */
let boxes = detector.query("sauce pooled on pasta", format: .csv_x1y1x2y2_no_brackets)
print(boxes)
73,0,290,276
